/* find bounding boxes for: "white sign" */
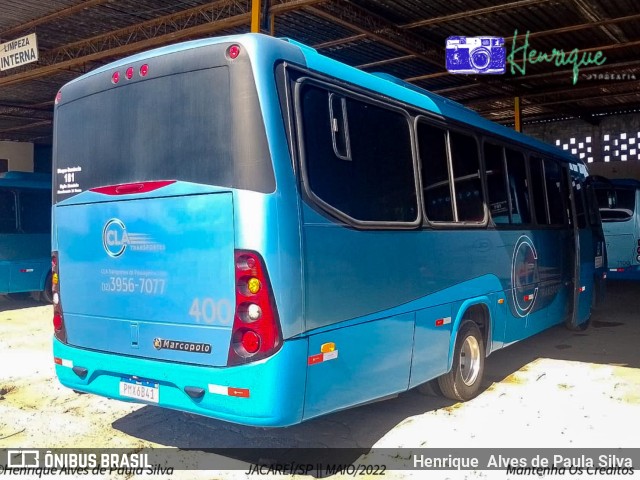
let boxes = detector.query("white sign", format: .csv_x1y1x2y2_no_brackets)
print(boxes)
0,33,38,71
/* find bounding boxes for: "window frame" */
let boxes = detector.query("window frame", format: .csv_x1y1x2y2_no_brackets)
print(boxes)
0,187,18,234
416,116,489,228
293,76,422,230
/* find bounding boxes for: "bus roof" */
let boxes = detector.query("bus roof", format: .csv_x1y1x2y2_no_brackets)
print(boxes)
0,171,51,189
283,36,579,165
63,33,580,167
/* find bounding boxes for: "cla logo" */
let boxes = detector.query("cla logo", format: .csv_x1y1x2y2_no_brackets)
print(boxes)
511,235,539,317
102,218,127,257
153,338,162,350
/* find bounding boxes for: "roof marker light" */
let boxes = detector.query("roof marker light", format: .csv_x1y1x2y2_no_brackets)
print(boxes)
139,64,149,77
228,44,241,60
112,71,120,84
125,67,134,80
55,91,62,105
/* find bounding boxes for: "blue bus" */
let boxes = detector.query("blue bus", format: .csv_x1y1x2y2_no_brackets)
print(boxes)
0,171,52,302
594,178,640,280
52,34,605,426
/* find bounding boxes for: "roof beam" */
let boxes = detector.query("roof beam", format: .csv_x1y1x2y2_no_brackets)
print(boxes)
571,0,627,43
0,0,112,40
0,0,254,88
304,1,443,69
401,0,551,29
357,54,416,69
313,33,366,49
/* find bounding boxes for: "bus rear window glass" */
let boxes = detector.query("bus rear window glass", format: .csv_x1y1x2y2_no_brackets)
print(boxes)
449,131,483,222
596,187,635,221
55,66,274,199
0,189,17,233
505,149,531,224
300,84,417,223
483,143,509,224
418,123,452,222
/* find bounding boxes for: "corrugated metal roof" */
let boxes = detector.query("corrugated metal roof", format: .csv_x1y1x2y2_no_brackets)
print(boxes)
1,0,639,144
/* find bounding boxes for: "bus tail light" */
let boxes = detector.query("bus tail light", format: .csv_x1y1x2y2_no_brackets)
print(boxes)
227,250,282,366
52,251,67,344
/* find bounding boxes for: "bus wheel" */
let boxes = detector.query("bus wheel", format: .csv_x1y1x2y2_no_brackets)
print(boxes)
41,273,53,304
438,320,485,401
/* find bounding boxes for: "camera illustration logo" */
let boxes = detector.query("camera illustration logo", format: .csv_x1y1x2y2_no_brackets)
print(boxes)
446,36,506,74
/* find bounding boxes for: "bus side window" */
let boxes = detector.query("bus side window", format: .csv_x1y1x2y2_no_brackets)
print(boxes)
0,188,17,233
543,160,566,225
529,156,550,225
328,93,351,161
449,131,484,222
505,149,531,224
573,180,587,229
299,82,417,223
483,142,510,225
417,122,453,222
19,189,52,234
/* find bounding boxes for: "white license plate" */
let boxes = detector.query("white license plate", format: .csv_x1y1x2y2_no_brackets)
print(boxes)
119,378,159,403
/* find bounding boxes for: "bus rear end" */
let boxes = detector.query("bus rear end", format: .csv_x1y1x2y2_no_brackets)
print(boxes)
52,36,307,426
595,180,640,280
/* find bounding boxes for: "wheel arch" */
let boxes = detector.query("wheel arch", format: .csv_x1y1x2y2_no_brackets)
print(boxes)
446,298,491,372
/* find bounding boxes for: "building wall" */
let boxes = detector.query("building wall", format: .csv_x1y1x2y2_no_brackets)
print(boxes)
0,141,34,172
524,113,640,180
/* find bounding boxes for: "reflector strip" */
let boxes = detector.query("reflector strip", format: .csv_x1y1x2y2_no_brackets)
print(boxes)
524,294,534,302
228,388,250,398
435,316,452,327
579,286,586,292
19,269,34,273
207,384,250,398
54,357,73,368
308,351,339,365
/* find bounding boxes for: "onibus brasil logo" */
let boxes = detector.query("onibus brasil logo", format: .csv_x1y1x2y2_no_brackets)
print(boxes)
102,218,164,257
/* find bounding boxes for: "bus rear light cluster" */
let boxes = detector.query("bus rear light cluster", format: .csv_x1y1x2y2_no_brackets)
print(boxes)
111,64,149,84
52,251,67,343
227,250,282,365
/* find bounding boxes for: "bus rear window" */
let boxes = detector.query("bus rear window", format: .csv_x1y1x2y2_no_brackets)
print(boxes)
54,64,274,201
596,187,635,221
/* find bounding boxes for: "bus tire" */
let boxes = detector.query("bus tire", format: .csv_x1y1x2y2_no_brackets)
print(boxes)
566,316,590,332
41,272,53,304
417,379,442,397
438,320,485,402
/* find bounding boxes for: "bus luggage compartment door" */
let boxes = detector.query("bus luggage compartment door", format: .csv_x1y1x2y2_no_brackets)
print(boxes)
56,191,236,367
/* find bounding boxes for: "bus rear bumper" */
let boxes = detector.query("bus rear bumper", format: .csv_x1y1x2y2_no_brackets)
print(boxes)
53,337,307,427
607,266,640,281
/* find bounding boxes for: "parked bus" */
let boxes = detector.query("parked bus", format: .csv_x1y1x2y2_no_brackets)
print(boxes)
594,178,640,280
0,171,52,302
52,34,605,426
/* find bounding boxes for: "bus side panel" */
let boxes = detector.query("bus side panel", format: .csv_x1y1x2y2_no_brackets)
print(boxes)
302,312,413,421
6,234,49,293
409,304,452,388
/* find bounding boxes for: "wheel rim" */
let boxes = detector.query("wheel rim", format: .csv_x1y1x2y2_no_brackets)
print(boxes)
459,335,481,386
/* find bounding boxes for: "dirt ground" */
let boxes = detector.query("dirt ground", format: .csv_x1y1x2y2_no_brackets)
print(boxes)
1,281,639,479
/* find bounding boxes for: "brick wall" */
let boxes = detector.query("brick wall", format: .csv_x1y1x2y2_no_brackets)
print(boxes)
523,113,640,180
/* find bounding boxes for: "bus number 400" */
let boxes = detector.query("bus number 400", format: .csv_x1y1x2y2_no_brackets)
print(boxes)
188,297,233,326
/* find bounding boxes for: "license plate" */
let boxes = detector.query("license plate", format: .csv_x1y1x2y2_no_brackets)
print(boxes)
119,377,159,403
